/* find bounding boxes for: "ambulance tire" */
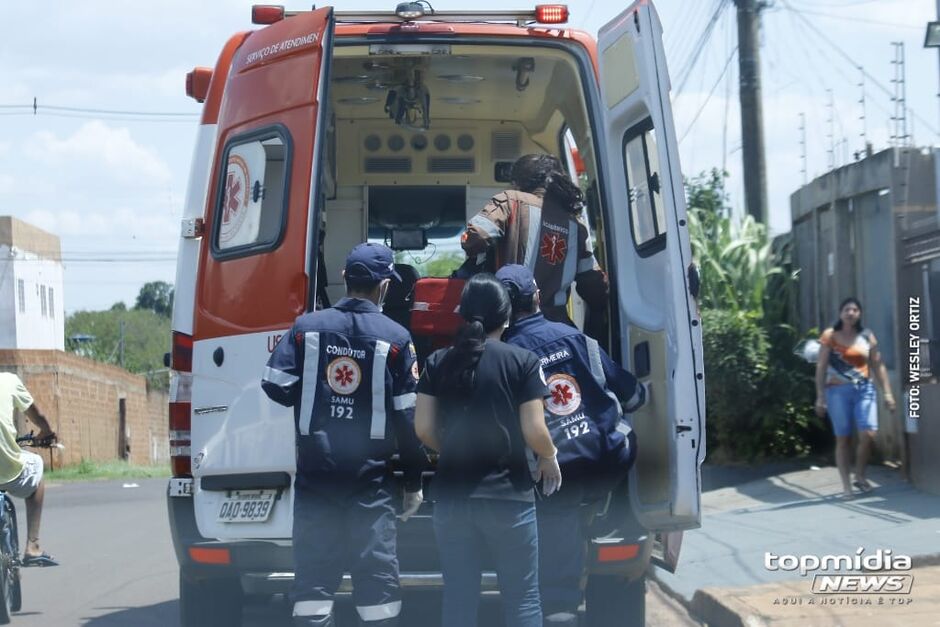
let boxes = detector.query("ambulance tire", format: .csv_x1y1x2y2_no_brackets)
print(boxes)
584,573,645,627
179,570,244,627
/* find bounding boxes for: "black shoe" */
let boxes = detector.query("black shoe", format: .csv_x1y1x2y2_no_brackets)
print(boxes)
294,615,334,627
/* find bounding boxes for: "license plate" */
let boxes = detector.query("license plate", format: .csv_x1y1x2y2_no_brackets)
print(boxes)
217,490,276,523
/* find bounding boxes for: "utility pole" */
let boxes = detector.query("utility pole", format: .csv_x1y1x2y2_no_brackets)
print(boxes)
890,41,908,147
734,0,768,223
119,319,125,368
826,89,835,170
799,113,807,184
858,66,867,152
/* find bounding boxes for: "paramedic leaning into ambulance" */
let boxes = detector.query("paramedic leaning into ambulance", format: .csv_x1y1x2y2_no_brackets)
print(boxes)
414,273,561,627
498,264,645,626
262,243,428,627
460,154,608,324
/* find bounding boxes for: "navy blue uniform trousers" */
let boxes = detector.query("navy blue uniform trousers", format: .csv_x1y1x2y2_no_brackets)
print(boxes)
292,480,399,611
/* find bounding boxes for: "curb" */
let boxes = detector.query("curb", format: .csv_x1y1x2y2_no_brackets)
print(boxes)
651,554,940,627
647,567,699,616
689,589,759,627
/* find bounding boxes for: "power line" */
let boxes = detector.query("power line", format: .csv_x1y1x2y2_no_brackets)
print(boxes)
782,2,939,137
679,47,739,144
0,102,197,117
787,6,923,30
674,0,730,99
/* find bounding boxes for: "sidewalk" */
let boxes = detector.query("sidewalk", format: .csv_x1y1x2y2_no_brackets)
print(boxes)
653,463,940,626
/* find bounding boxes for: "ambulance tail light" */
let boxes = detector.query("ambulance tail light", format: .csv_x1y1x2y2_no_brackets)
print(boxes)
169,331,194,477
597,544,640,562
185,67,213,103
252,5,285,24
171,331,193,372
535,4,568,24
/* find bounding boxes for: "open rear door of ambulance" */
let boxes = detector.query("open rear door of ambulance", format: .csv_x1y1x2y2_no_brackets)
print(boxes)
191,8,334,541
597,1,706,553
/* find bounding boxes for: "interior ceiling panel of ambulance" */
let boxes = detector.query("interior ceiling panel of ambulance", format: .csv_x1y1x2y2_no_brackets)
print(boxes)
331,51,571,128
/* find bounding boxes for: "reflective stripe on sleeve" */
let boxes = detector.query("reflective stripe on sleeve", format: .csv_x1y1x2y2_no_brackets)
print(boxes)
577,254,597,274
356,600,402,621
294,600,334,617
371,341,390,439
392,392,416,410
624,381,647,413
298,332,321,435
469,214,503,239
262,366,299,387
554,219,579,304
585,336,622,415
522,204,542,269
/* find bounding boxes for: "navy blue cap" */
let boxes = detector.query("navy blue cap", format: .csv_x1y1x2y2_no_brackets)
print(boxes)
496,264,537,296
345,243,402,282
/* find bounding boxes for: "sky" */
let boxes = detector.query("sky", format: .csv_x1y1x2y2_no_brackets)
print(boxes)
1,0,938,314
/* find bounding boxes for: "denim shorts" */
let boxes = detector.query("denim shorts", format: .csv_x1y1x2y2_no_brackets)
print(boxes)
825,380,878,437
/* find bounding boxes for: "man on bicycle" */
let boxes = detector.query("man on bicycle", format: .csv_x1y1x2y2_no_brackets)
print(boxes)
0,373,57,567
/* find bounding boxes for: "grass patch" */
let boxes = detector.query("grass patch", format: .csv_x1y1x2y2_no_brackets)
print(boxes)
45,459,170,482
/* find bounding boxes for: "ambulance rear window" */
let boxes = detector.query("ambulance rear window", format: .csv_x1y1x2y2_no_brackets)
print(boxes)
212,128,290,258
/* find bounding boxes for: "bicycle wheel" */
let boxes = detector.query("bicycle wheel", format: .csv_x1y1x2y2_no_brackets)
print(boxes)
0,495,13,624
5,499,19,613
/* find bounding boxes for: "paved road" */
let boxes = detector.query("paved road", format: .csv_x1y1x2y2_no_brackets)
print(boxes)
11,479,696,626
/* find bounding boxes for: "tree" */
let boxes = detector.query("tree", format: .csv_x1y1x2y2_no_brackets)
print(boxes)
65,308,171,389
135,281,174,318
685,169,821,461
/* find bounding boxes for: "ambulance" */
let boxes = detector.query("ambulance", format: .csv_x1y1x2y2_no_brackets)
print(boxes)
166,3,705,625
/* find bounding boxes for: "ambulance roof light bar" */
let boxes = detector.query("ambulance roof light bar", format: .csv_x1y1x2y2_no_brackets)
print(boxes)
334,5,569,27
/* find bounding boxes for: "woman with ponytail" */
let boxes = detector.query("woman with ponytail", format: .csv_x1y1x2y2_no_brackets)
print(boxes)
415,273,561,627
459,154,609,323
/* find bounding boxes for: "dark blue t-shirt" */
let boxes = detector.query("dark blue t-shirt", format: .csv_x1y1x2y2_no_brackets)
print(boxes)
418,340,547,502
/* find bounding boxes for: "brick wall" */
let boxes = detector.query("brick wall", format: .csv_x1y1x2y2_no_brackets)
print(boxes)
0,350,168,468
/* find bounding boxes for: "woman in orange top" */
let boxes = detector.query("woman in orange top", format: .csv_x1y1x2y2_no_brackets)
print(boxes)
814,298,896,497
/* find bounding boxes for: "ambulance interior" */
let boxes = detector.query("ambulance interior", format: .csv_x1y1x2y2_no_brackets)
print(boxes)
319,44,606,336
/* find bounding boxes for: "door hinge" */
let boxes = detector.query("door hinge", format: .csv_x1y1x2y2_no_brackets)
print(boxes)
181,217,205,239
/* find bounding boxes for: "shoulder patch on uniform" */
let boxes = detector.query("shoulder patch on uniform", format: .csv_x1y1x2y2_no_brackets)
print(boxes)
544,373,581,416
294,331,304,346
411,360,420,381
327,357,362,395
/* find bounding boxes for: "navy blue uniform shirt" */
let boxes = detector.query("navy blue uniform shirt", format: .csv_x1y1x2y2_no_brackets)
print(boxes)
503,313,643,481
262,297,427,495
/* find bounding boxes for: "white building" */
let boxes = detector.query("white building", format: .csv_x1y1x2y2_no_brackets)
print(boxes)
0,217,65,350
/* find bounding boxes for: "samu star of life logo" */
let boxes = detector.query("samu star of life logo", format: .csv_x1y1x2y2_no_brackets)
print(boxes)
540,232,568,265
327,357,362,395
219,154,250,244
544,373,581,416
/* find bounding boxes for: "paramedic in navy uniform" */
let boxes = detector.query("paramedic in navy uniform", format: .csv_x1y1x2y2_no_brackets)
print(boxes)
497,264,646,626
262,243,428,627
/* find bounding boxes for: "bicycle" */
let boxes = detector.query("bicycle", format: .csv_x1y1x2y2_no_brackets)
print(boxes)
0,433,61,625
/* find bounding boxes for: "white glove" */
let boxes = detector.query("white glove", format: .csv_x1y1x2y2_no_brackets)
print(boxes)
400,490,423,521
535,454,562,497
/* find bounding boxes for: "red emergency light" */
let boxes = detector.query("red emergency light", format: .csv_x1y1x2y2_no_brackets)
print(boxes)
535,4,568,24
252,4,286,24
